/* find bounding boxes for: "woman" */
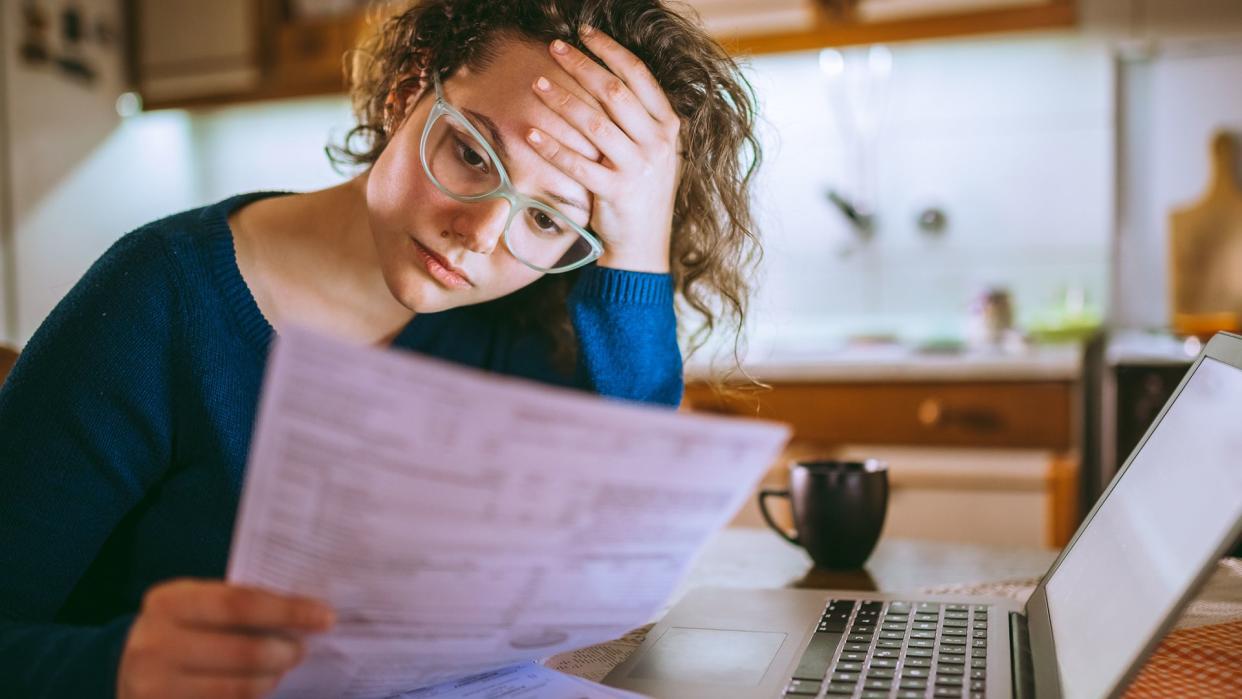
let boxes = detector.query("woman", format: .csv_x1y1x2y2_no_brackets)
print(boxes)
0,1,761,697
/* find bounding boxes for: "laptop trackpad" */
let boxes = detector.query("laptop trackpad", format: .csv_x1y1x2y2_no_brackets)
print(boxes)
628,627,787,686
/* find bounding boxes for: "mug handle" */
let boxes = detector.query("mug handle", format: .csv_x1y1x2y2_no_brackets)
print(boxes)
757,488,800,545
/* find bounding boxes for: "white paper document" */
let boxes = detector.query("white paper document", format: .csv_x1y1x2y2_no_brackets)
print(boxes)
227,326,790,698
393,662,647,698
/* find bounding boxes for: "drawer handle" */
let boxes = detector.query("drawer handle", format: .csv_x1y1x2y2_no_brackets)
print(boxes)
917,399,1003,432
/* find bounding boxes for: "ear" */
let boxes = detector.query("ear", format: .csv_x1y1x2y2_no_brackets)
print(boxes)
383,81,424,134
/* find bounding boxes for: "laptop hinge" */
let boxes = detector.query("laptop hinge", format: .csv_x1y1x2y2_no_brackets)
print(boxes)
1010,612,1035,699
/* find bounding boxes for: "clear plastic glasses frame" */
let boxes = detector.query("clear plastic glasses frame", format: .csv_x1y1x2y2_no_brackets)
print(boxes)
418,73,603,273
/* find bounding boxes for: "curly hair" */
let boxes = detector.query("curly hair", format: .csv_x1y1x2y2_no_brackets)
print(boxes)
330,0,762,379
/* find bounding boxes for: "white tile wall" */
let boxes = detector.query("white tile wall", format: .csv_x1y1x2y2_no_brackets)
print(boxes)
740,34,1115,349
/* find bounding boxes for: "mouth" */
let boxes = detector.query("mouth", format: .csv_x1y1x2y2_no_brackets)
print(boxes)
411,238,473,289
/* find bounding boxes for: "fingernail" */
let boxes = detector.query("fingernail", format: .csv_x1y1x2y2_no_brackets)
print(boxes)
580,24,594,37
527,129,544,145
551,39,569,55
535,76,551,92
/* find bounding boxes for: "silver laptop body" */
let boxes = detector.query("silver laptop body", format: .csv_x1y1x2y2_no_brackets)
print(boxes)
606,332,1242,699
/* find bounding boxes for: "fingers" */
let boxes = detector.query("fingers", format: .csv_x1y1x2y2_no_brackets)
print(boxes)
525,127,611,193
144,579,335,633
548,38,659,144
173,627,304,674
575,27,679,127
532,74,634,168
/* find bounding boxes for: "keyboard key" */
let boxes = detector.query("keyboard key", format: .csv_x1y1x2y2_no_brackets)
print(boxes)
938,655,965,665
941,637,966,646
934,688,962,697
861,692,888,699
888,602,913,614
831,672,859,683
824,682,857,695
871,658,898,669
939,647,965,656
972,639,987,648
914,622,939,631
971,648,987,658
905,657,932,668
841,652,867,662
897,691,924,699
971,669,986,680
915,613,940,622
867,668,895,679
911,631,937,640
901,668,930,679
946,604,969,611
943,620,968,628
938,664,964,676
917,602,942,611
971,680,986,691
945,611,969,620
907,648,933,658
900,679,928,690
974,630,988,639
791,632,844,681
850,633,875,643
875,649,900,659
883,622,909,631
845,642,870,652
784,679,821,696
877,640,903,649
971,659,987,669
881,631,907,640
943,628,967,637
865,679,893,690
937,676,964,686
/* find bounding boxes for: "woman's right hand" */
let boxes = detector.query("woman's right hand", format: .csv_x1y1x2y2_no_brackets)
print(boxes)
117,578,335,699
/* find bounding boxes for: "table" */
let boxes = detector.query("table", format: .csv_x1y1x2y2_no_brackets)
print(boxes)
677,528,1058,599
549,528,1242,696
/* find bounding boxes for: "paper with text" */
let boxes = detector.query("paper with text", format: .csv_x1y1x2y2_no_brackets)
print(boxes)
393,662,647,699
227,326,790,698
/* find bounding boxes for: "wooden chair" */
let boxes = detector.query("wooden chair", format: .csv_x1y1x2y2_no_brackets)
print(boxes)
0,344,18,387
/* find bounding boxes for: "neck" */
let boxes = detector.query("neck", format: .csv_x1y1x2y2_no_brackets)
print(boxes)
294,173,415,343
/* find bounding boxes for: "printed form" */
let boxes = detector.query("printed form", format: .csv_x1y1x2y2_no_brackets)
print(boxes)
227,327,790,698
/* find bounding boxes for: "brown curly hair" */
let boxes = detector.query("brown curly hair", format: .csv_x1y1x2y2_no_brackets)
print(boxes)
330,0,762,379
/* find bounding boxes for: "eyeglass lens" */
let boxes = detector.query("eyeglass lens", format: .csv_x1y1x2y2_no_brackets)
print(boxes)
424,111,596,270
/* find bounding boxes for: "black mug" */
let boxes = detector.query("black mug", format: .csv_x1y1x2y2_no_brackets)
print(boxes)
758,459,889,570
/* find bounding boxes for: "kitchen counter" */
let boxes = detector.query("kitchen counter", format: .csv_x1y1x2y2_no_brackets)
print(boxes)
686,341,1084,383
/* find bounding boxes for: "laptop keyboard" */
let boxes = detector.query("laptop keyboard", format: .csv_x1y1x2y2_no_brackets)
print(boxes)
783,599,990,698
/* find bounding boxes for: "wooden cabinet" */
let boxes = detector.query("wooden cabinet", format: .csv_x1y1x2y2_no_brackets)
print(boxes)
688,377,1082,548
133,0,263,105
700,0,1076,54
131,0,1076,110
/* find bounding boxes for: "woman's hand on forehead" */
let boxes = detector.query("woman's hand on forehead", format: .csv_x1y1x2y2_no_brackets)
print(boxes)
524,26,681,274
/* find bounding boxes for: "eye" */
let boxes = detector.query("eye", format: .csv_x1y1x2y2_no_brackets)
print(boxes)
454,136,490,173
529,208,566,235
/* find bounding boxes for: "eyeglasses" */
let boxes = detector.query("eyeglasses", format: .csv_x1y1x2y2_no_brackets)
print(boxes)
418,74,603,274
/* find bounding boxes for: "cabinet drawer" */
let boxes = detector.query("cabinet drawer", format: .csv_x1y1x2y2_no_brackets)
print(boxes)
687,381,1073,450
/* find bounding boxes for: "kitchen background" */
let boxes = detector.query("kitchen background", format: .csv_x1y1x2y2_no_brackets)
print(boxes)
2,0,1240,551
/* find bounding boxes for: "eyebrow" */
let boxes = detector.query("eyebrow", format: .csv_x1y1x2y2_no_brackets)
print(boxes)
462,107,591,215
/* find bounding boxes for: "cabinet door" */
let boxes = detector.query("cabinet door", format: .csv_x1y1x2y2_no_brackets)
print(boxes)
135,0,261,104
855,0,1056,22
684,0,819,37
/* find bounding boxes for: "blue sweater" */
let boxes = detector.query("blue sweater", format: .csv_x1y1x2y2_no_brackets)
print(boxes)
0,192,683,697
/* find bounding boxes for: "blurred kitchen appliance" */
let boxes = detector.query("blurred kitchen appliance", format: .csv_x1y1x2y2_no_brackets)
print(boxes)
1168,131,1242,339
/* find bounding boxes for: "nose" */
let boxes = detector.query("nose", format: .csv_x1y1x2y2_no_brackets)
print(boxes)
450,198,510,255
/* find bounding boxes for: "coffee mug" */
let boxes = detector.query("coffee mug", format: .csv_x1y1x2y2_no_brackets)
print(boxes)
758,459,889,570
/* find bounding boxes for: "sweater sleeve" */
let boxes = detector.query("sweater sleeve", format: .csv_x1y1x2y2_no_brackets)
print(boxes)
0,228,179,697
564,266,682,406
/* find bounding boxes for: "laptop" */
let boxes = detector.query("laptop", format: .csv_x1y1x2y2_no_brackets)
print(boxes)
605,332,1242,699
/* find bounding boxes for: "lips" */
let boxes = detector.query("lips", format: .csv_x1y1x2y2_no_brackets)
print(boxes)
411,238,473,289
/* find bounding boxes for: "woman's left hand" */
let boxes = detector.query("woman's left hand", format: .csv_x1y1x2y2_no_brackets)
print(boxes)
527,27,682,273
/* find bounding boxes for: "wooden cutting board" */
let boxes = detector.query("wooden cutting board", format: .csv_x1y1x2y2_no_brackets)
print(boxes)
1169,132,1242,336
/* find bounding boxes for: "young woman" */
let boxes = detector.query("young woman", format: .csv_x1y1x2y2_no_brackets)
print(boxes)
0,1,761,697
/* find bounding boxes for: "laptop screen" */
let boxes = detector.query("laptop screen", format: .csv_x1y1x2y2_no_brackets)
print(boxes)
1043,356,1242,698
